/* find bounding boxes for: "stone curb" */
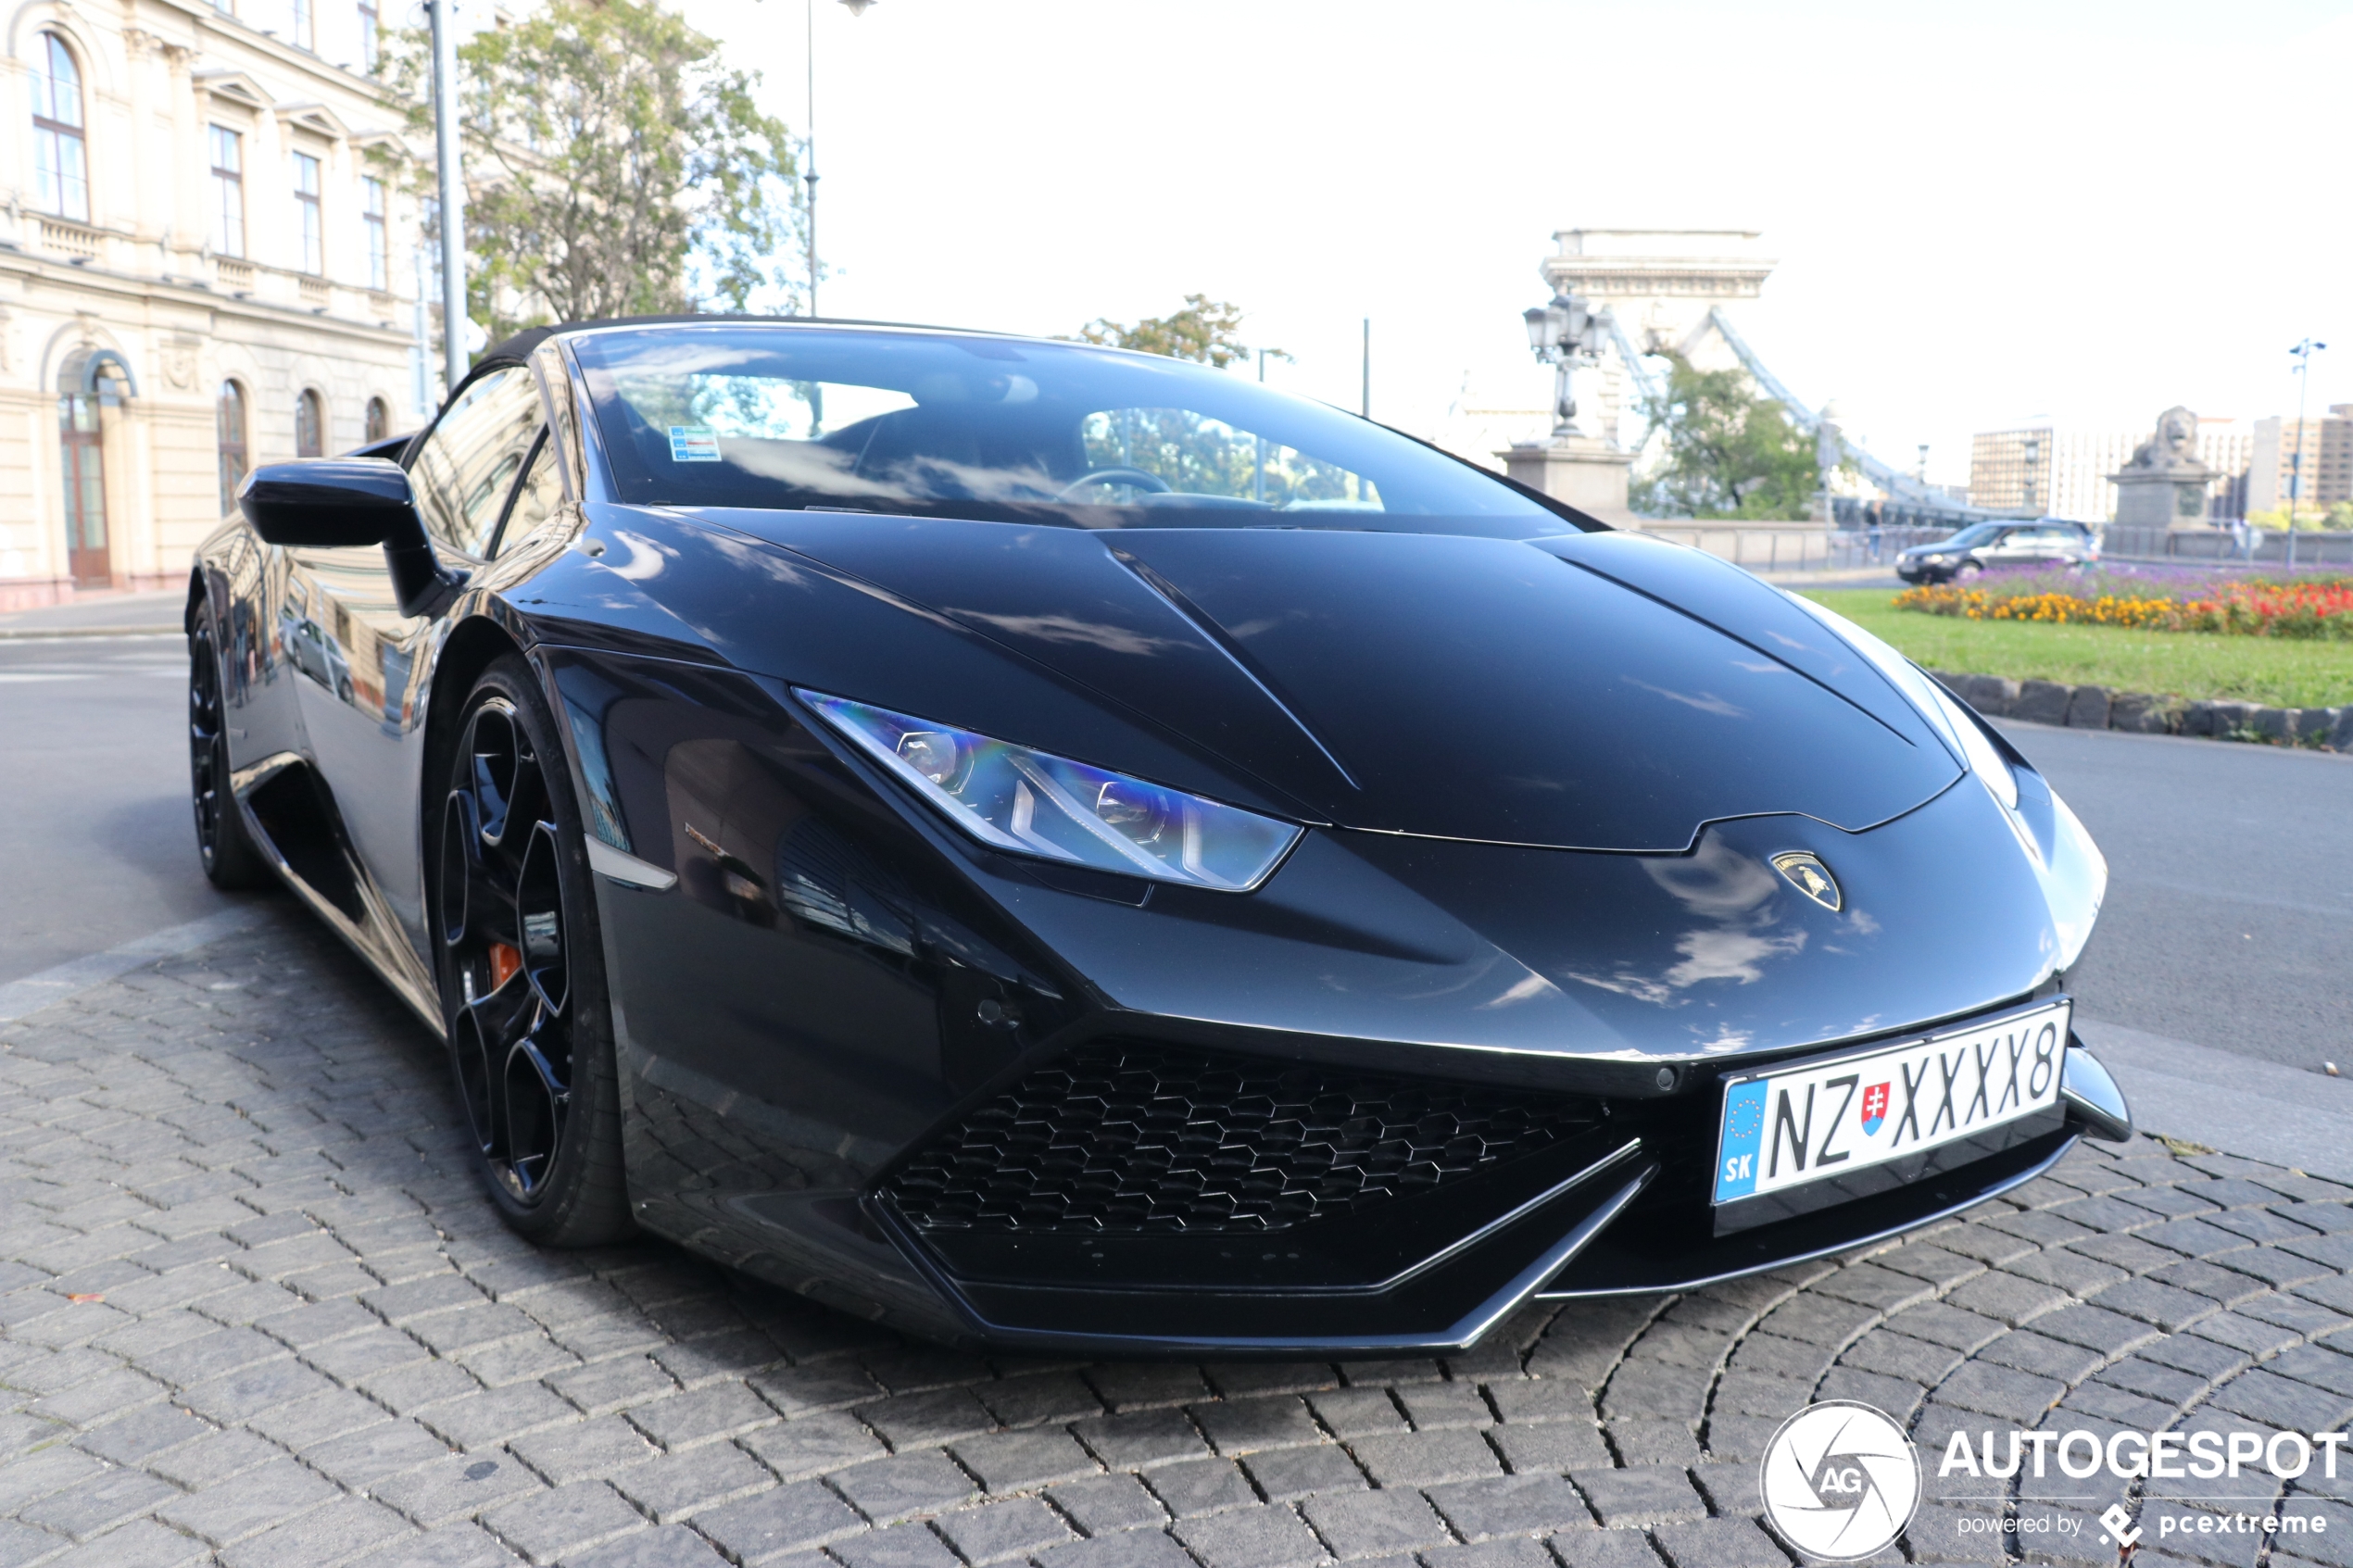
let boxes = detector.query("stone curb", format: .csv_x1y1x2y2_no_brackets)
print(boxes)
1927,668,2353,751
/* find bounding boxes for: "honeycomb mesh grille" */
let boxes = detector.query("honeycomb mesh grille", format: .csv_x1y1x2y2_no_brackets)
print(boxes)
886,1041,1596,1234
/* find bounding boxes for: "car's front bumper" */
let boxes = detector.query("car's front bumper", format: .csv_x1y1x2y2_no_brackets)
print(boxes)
860,1024,2126,1356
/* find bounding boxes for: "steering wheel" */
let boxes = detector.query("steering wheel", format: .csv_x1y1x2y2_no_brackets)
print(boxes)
1058,467,1171,500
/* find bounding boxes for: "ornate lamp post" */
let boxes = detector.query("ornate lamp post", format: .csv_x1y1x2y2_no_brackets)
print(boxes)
1523,291,1604,440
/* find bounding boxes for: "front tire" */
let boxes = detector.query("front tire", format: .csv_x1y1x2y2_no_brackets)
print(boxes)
189,608,270,889
1955,560,1983,582
432,655,633,1246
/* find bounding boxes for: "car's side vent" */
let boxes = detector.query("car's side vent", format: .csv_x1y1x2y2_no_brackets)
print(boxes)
886,1041,1597,1234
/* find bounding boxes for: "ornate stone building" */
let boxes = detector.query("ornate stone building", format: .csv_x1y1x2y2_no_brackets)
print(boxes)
0,0,425,608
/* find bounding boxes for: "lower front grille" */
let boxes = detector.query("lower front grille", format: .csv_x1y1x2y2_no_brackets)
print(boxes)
885,1041,1598,1235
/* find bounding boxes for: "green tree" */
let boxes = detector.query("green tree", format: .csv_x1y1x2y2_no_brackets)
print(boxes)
378,0,800,345
1076,295,1276,370
1631,356,1822,520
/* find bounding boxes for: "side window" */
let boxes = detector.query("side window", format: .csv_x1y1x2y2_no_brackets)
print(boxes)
409,367,545,558
492,432,565,552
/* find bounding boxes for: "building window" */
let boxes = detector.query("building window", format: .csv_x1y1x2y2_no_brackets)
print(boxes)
293,152,323,274
296,390,325,458
359,1,380,71
364,396,390,444
362,176,388,291
218,381,249,515
292,0,314,50
209,127,245,257
31,34,90,222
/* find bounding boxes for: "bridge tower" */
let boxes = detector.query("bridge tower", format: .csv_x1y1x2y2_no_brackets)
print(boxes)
1541,228,1775,447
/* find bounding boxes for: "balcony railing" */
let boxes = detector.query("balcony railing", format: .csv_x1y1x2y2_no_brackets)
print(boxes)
37,217,100,259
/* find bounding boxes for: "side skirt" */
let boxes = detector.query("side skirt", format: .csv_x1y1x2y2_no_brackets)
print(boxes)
232,751,446,1039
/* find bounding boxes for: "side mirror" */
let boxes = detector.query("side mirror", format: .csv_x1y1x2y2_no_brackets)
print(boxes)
237,459,465,617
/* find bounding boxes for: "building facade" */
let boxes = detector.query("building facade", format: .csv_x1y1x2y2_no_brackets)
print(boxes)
1969,420,2253,522
2248,408,2353,516
0,0,427,609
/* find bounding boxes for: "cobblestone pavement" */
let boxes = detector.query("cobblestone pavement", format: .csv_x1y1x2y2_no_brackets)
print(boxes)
7,906,2353,1568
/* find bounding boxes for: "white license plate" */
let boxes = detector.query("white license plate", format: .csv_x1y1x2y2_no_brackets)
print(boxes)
1712,1000,2070,1205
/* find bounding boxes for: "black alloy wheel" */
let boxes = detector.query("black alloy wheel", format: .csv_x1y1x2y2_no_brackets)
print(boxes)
189,609,269,889
434,656,632,1244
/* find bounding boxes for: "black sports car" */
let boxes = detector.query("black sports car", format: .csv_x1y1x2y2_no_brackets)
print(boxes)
190,318,2131,1356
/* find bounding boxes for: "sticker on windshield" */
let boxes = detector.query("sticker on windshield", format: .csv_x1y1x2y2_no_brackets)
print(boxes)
668,426,721,463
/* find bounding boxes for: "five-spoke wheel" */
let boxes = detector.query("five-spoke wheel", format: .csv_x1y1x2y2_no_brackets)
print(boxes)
434,658,631,1242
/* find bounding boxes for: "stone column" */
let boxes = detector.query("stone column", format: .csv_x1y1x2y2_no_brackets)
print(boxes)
1500,439,1637,524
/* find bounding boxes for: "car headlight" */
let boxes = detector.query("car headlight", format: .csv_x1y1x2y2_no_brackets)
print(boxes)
799,691,1302,892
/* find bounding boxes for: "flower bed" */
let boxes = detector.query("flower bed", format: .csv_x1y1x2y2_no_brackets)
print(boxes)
1896,568,2353,640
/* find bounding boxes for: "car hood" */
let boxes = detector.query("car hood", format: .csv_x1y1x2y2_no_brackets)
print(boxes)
624,509,1964,853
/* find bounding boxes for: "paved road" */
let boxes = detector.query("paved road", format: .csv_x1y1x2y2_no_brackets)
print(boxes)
4,914,2353,1567
1993,721,2353,1075
0,631,249,988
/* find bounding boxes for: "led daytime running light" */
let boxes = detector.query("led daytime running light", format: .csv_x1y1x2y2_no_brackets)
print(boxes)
798,691,1300,893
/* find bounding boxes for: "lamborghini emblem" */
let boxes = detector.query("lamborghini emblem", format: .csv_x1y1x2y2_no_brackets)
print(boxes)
1770,851,1842,912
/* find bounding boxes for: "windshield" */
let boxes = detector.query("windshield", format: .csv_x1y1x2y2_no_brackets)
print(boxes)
1938,524,2003,549
569,325,1562,535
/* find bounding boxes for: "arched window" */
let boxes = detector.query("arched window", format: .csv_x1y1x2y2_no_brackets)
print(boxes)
31,35,90,222
364,396,390,444
296,390,324,458
218,382,248,513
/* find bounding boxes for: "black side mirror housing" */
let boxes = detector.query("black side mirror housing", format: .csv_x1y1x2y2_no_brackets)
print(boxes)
237,459,466,617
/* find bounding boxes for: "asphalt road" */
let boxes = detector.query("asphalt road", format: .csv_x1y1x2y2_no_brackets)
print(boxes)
1994,719,2353,1073
5,596,2343,1072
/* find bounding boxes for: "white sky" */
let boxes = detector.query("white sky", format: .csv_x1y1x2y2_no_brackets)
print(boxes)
673,0,2353,485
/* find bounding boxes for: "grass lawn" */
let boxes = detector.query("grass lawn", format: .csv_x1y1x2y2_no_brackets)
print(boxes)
1800,589,2353,709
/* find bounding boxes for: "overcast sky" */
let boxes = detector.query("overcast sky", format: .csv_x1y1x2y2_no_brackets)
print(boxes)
674,0,2353,484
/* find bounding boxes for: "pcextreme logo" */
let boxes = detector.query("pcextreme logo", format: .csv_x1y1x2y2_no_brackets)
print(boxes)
1758,1401,1922,1561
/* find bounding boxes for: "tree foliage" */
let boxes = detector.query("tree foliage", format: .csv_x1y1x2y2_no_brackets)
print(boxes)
1632,356,1823,521
1076,295,1275,370
378,0,800,344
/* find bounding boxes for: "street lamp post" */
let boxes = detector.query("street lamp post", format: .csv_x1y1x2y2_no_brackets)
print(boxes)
2287,337,2328,529
1522,291,1603,439
429,0,466,394
806,0,876,320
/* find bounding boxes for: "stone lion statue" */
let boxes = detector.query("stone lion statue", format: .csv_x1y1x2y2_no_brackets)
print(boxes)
2127,406,2204,471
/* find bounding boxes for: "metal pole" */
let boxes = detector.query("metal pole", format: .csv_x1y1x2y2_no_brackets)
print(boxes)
430,0,466,394
805,0,818,317
1360,318,1369,420
1253,348,1266,504
2288,339,2322,529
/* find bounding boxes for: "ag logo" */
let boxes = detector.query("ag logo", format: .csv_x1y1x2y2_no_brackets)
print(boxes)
1758,1400,1920,1561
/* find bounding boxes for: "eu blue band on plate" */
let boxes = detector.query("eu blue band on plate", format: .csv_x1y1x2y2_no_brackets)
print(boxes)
1715,1080,1768,1201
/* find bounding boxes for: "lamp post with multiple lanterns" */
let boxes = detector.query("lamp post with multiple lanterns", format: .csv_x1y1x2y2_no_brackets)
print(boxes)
1523,291,1606,441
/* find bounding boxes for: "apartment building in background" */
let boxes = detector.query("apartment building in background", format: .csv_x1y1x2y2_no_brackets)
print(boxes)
2248,407,2353,515
0,0,426,608
1969,420,2253,523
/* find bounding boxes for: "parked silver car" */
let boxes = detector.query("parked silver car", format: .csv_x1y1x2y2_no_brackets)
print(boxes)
1895,519,2099,583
